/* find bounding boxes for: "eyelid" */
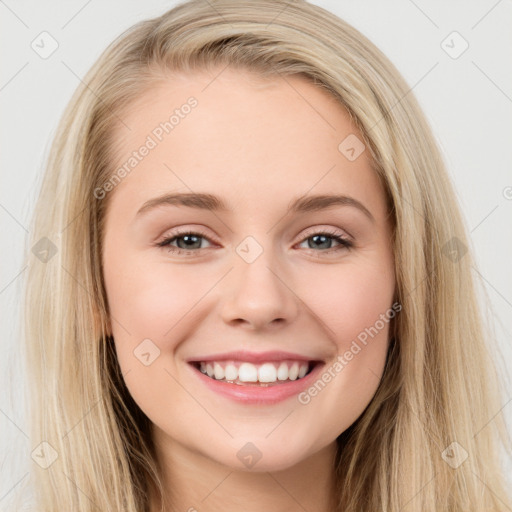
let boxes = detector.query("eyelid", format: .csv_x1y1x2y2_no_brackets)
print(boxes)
298,225,352,243
156,225,218,244
156,226,351,246
156,224,353,257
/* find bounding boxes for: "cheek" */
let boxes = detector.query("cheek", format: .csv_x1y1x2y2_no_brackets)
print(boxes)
303,259,395,346
104,255,210,341
103,260,209,420
103,255,228,417
295,260,394,412
292,260,395,435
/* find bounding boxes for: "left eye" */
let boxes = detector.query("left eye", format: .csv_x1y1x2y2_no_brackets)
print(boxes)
297,232,352,252
156,229,353,256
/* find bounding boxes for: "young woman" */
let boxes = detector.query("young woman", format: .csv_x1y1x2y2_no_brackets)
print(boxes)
21,0,512,510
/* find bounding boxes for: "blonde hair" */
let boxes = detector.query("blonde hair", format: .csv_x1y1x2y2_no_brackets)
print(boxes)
20,0,512,510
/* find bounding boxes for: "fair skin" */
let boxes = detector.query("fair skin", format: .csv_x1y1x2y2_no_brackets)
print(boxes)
102,66,395,512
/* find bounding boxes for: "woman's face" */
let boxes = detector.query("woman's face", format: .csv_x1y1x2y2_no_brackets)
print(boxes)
102,67,396,472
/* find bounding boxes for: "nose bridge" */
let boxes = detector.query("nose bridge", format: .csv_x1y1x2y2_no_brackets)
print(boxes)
220,233,299,328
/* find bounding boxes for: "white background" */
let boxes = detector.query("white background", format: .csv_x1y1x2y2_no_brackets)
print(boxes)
1,0,511,507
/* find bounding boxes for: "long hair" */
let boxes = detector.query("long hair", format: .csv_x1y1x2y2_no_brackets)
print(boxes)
21,0,512,510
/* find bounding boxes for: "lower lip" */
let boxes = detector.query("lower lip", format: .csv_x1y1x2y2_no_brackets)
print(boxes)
188,362,325,404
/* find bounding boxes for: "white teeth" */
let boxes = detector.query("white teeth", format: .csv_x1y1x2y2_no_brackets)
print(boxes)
238,362,258,382
277,362,289,381
213,362,225,380
258,363,277,383
288,362,299,380
196,360,311,384
224,363,238,381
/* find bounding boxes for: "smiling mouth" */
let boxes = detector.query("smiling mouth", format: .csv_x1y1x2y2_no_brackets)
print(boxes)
189,359,320,387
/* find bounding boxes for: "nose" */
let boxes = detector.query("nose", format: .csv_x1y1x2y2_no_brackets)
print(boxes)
220,248,300,331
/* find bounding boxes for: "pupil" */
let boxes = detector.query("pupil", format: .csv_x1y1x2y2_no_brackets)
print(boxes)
178,235,201,249
310,234,331,249
176,235,333,250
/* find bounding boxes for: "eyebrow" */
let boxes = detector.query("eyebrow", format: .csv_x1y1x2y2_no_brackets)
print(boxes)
135,192,375,222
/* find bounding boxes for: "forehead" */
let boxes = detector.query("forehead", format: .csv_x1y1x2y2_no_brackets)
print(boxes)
106,67,387,219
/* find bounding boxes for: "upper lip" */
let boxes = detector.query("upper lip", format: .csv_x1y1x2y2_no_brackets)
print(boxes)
186,350,324,364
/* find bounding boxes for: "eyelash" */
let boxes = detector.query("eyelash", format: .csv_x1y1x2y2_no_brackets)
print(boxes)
155,227,353,257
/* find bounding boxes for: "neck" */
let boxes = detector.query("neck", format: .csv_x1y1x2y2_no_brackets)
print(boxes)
149,429,339,512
